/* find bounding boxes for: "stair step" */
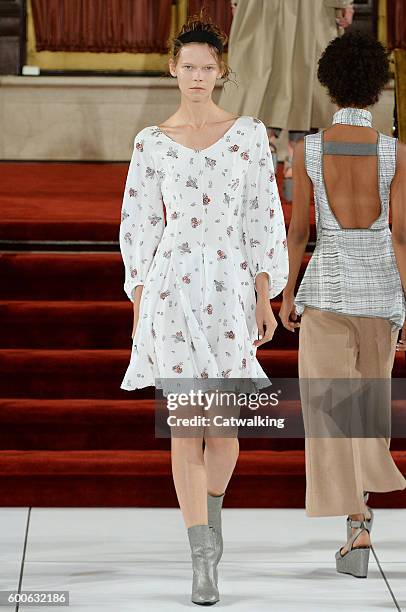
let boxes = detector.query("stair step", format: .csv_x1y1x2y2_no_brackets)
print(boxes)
0,252,310,301
0,449,305,507
0,448,404,507
0,162,316,243
0,300,298,350
1,398,405,451
0,348,302,398
0,348,404,398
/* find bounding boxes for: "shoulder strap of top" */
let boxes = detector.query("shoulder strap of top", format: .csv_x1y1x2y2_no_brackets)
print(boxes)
304,131,323,183
377,133,397,191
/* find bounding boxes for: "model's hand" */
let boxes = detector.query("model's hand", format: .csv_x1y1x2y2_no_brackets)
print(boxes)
396,323,406,351
253,299,278,347
279,292,301,332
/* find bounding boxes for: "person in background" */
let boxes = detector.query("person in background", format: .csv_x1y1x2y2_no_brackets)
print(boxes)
280,30,406,579
220,0,354,200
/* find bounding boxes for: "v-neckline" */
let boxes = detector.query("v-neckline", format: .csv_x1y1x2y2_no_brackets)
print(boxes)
154,116,244,153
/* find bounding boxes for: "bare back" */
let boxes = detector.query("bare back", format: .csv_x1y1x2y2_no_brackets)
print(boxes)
322,123,381,229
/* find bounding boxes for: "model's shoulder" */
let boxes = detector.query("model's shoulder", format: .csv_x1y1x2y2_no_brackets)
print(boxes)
133,125,161,146
240,115,266,129
239,116,268,139
395,139,406,163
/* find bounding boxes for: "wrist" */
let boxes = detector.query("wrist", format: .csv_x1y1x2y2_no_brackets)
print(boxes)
256,295,273,310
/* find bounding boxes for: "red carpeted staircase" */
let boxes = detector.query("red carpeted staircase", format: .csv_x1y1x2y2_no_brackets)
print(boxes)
0,161,405,508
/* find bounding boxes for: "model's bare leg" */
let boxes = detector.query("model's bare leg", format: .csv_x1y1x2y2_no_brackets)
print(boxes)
203,390,240,495
203,437,240,496
171,431,219,605
171,434,239,524
171,436,208,528
170,391,239,523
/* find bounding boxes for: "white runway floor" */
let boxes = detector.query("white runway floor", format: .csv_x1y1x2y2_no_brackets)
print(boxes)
1,507,404,611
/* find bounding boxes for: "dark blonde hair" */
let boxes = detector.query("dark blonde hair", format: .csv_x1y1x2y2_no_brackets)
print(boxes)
168,9,233,84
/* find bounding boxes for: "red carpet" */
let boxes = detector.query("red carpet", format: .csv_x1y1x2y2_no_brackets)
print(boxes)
0,161,404,508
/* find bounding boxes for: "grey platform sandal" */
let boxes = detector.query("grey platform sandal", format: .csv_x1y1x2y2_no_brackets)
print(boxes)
346,491,374,540
187,524,219,605
207,492,224,584
336,517,371,578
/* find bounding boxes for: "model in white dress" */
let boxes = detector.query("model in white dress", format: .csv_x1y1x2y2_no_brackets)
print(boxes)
119,115,289,391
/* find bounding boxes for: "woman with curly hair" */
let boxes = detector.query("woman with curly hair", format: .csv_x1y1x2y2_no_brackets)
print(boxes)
119,10,288,605
280,30,406,579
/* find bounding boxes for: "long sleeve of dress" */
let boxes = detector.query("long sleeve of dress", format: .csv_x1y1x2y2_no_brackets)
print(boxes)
242,120,289,299
119,132,165,303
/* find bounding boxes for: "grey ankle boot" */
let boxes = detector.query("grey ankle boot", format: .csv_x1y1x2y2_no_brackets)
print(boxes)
207,492,224,572
187,524,219,605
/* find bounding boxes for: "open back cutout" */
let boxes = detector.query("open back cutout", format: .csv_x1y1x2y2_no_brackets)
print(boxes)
321,124,381,229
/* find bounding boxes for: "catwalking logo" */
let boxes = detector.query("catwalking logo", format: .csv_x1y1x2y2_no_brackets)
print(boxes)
166,413,285,428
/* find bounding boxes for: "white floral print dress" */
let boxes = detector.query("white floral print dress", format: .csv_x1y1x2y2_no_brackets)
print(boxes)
119,115,289,391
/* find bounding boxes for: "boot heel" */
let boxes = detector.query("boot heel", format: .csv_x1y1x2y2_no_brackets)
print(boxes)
187,524,219,605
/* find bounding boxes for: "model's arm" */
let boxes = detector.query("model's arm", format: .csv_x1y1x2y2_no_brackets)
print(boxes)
119,133,165,336
390,140,406,297
242,120,289,347
243,120,289,301
390,140,406,350
280,139,312,332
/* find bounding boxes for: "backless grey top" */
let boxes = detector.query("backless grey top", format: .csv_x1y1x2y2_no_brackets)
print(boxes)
294,107,406,331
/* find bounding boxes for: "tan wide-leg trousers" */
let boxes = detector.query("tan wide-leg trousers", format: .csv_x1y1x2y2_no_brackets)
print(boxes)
298,306,406,517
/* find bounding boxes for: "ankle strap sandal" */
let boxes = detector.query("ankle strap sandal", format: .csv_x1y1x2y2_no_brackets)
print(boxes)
336,518,370,578
346,492,374,540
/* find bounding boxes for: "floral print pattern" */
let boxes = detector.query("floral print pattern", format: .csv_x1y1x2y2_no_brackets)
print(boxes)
119,116,289,390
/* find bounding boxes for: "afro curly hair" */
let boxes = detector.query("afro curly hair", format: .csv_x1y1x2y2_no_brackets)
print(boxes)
317,30,391,108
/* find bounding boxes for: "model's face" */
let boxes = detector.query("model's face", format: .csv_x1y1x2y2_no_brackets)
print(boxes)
169,43,222,100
